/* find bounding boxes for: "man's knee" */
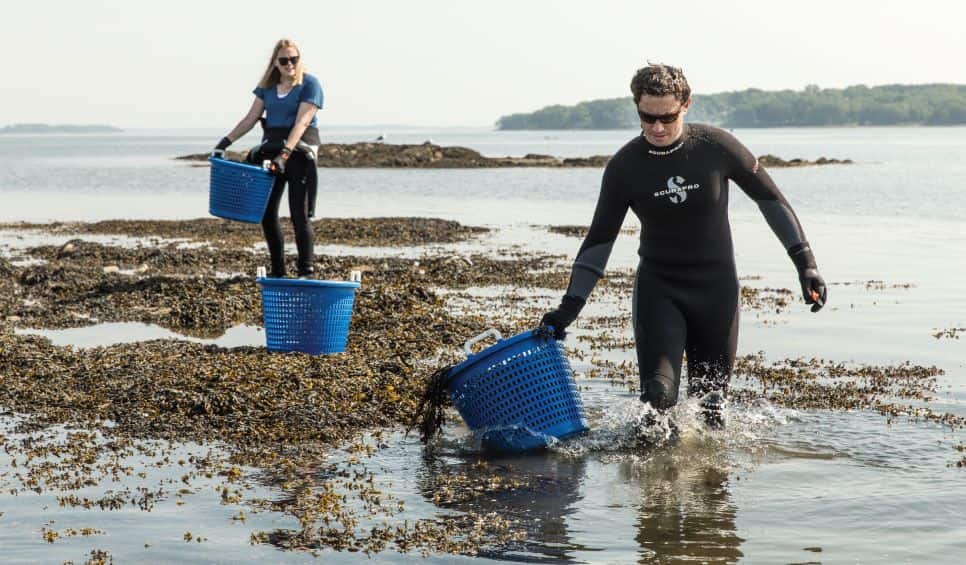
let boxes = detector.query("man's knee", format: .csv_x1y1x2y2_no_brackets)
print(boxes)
640,375,679,410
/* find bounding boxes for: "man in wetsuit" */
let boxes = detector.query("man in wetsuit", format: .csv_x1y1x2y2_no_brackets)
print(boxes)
541,64,827,427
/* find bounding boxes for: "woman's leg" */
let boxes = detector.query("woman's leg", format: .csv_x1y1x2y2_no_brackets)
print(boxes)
261,175,288,277
284,152,316,277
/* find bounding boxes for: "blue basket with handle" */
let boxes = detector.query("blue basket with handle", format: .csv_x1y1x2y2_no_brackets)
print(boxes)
209,156,275,223
446,327,588,453
257,277,362,355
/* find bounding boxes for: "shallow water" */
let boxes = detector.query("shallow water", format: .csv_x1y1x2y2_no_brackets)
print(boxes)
1,128,965,563
14,322,265,349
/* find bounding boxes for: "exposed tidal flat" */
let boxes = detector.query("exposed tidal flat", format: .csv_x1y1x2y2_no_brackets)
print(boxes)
1,127,965,563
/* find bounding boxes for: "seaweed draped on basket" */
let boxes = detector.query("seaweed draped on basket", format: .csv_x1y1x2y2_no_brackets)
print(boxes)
411,326,588,453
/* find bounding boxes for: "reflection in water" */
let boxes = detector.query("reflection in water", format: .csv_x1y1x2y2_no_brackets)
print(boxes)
627,447,744,564
418,448,590,563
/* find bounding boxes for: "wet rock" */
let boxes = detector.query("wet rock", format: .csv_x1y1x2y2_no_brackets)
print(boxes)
562,156,611,167
932,327,964,340
758,154,853,168
548,225,587,238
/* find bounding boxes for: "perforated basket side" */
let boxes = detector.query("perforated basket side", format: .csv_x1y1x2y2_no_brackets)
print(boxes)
260,284,357,355
449,335,587,451
209,158,275,224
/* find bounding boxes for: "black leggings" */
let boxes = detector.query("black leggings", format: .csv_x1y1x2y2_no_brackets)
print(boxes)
633,263,739,410
261,151,317,277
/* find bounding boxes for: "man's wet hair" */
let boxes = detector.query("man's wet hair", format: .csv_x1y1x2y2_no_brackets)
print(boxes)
630,63,691,105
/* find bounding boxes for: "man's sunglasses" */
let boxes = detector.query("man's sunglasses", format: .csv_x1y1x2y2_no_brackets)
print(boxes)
277,56,300,66
638,106,683,124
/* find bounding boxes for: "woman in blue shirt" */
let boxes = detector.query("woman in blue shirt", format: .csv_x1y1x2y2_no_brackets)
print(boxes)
213,38,324,278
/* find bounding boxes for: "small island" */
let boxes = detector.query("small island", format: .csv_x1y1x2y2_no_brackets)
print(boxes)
178,141,611,168
178,142,849,169
0,123,122,134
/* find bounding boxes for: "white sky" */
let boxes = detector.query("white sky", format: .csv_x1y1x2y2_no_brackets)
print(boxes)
2,0,964,128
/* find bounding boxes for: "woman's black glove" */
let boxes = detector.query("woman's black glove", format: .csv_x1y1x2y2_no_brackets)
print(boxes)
789,243,827,313
540,295,586,339
271,146,292,175
212,136,232,158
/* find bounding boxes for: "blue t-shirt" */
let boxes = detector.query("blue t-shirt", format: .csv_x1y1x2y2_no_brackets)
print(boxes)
253,73,323,129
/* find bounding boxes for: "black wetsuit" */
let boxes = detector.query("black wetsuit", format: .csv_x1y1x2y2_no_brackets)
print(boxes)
250,126,320,277
564,124,812,409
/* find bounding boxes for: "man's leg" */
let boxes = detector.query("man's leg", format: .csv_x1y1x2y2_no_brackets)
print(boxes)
685,287,740,428
634,269,688,410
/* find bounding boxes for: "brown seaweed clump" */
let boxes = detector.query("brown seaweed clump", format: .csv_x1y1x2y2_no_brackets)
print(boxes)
4,238,572,335
932,327,964,340
730,354,963,430
0,278,484,448
1,217,489,249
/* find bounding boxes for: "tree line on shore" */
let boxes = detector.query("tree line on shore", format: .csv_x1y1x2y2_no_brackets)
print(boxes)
496,84,966,129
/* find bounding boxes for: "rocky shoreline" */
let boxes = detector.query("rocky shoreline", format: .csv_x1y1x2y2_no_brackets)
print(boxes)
178,142,611,168
177,142,849,169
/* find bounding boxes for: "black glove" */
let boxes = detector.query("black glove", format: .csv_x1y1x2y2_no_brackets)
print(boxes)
789,243,827,313
212,136,232,158
540,295,585,339
270,146,292,175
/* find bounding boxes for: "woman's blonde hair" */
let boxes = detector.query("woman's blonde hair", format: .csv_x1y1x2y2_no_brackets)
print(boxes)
258,38,305,89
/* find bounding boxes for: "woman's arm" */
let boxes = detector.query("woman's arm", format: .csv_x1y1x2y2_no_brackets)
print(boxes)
284,101,319,150
224,97,265,143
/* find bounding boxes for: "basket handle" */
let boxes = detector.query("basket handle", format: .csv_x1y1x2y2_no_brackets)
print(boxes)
463,328,502,357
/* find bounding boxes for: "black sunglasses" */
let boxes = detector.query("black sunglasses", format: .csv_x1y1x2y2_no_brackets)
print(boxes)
638,106,683,124
277,55,300,66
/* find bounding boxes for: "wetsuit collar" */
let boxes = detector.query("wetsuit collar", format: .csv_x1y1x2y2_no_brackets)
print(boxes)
641,124,689,156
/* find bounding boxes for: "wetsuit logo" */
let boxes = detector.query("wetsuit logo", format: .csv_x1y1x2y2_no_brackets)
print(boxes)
654,175,701,204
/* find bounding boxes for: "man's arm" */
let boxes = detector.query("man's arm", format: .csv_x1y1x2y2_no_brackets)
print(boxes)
542,164,631,336
719,130,827,311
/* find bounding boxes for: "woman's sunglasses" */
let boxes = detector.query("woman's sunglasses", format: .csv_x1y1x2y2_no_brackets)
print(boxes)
638,106,683,124
277,56,300,66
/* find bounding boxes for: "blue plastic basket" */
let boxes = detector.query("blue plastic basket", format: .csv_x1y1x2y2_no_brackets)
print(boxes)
208,157,275,223
446,328,588,452
257,278,362,355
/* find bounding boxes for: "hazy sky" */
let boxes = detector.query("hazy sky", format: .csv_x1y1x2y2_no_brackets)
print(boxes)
3,0,964,128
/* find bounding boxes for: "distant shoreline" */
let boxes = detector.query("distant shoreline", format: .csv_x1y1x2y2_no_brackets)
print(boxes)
496,123,965,131
0,123,122,135
495,84,966,130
